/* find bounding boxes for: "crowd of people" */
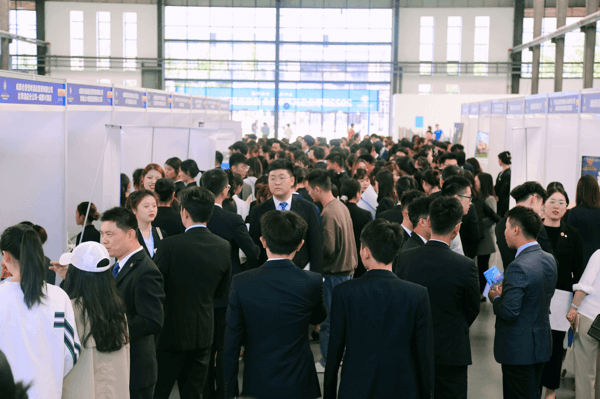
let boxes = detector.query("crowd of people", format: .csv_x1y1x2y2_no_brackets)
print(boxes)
1,132,600,399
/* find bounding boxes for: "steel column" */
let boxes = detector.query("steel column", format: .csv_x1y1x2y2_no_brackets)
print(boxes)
583,0,599,88
274,0,280,139
157,0,165,90
531,0,544,95
0,0,8,70
511,0,525,94
553,0,568,92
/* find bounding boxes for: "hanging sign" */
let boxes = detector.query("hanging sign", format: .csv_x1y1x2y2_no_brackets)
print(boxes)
220,99,230,111
548,93,579,114
461,104,469,115
146,92,171,109
479,102,491,115
113,88,146,108
469,103,479,115
0,77,65,106
507,100,524,115
172,95,191,110
491,102,507,115
206,98,221,111
581,92,600,113
67,84,112,106
525,95,547,114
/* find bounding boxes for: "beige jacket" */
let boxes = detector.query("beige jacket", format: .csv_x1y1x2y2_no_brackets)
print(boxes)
62,300,130,399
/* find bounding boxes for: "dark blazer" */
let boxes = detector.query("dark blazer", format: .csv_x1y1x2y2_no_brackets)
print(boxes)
314,161,327,170
137,226,167,259
75,224,101,245
376,204,403,225
154,226,232,351
495,168,511,217
223,259,326,399
396,240,480,366
174,180,186,195
323,270,434,399
114,250,165,389
248,196,323,273
186,181,198,188
345,202,373,278
493,243,557,365
297,187,313,203
496,217,554,269
546,222,585,292
567,205,600,267
459,203,481,259
375,197,395,218
153,206,185,237
402,231,425,251
463,162,475,174
207,205,260,307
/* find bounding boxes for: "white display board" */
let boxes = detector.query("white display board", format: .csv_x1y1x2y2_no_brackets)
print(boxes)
487,100,508,179
189,128,219,172
152,127,191,167
120,126,154,180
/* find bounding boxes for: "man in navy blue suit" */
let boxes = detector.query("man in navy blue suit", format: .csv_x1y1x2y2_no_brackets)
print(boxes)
223,210,327,399
489,206,557,399
324,219,434,399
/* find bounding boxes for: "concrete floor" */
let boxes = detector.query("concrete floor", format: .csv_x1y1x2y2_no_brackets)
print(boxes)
169,301,577,399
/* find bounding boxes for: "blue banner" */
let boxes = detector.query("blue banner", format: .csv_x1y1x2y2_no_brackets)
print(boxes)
470,104,479,115
507,100,524,115
581,92,600,113
525,95,547,114
480,102,491,115
172,95,191,110
67,84,112,106
0,77,65,106
492,102,506,115
146,92,171,109
113,88,145,108
220,99,230,111
548,93,579,114
461,104,469,115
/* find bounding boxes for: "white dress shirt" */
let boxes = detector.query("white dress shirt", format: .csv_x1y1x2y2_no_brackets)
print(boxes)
116,246,144,275
273,194,293,211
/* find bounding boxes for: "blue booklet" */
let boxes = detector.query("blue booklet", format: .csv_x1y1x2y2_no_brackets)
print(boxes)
483,266,504,288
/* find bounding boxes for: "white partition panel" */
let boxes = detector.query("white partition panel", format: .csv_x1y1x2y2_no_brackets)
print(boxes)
147,109,172,127
476,102,492,173
0,107,66,260
152,127,190,167
460,104,470,146
120,127,154,179
463,104,480,159
505,98,526,207
523,94,548,185
172,110,192,127
189,128,219,172
488,100,508,178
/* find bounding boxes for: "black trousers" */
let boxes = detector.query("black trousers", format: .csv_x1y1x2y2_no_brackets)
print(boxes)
541,330,566,390
434,364,468,399
204,307,227,399
501,363,545,399
154,346,211,399
131,385,155,399
477,254,491,294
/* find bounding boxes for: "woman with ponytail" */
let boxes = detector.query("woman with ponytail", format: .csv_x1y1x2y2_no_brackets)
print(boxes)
495,151,512,217
0,224,81,399
340,179,373,278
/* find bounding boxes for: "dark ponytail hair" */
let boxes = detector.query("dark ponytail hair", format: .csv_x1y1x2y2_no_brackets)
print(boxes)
340,179,361,203
77,202,100,224
154,178,176,203
64,267,129,353
0,225,47,309
498,151,512,165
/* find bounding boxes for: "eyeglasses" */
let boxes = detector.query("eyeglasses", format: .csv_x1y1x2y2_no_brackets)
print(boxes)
457,194,473,202
547,199,566,206
269,175,290,182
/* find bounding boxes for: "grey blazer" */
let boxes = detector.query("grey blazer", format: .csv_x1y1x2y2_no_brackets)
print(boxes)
493,243,557,365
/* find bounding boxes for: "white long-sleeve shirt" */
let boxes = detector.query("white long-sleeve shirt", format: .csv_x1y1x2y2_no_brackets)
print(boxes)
574,249,600,320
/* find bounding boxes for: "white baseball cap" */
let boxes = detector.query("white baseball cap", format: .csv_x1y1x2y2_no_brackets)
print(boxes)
59,242,112,273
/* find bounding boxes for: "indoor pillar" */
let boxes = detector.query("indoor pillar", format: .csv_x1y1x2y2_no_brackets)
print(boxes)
0,0,9,71
553,0,568,92
583,0,599,88
511,0,525,94
531,0,544,95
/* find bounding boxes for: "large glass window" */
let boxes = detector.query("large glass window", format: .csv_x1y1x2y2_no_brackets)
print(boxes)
446,17,461,76
123,12,137,71
97,11,111,70
70,11,84,71
9,9,37,70
165,6,392,139
473,16,490,76
420,17,434,76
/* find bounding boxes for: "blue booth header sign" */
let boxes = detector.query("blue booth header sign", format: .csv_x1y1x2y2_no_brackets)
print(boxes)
0,77,65,106
507,100,524,115
525,96,547,114
172,95,191,110
67,84,112,106
461,104,469,115
479,103,491,115
548,93,579,114
146,92,171,109
492,102,506,115
581,92,600,113
113,88,146,108
205,98,221,111
470,104,479,115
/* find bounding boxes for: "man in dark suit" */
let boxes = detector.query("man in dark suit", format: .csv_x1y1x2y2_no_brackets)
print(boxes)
396,197,480,399
441,176,480,259
247,159,323,273
488,206,557,399
153,187,232,399
496,181,554,268
310,146,328,169
326,152,349,192
379,189,424,241
324,219,434,399
402,195,434,251
202,169,260,399
376,176,417,226
224,210,327,399
100,207,165,399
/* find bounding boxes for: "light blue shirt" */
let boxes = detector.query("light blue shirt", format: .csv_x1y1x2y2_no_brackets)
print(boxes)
515,241,538,258
185,224,207,233
142,228,155,258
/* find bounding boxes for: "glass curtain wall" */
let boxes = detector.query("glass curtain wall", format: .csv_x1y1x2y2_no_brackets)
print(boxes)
164,6,392,140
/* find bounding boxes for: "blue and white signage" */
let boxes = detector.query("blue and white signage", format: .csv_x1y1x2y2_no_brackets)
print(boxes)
192,97,206,110
470,104,479,115
113,88,145,108
205,98,221,111
220,99,230,111
525,95,547,114
548,93,579,114
507,100,524,115
67,84,112,106
479,102,491,115
146,92,171,109
172,95,191,110
0,77,65,105
492,102,506,115
581,92,600,113
461,104,469,115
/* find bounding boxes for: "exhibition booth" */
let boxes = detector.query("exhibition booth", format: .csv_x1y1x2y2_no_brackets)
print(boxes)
0,71,233,257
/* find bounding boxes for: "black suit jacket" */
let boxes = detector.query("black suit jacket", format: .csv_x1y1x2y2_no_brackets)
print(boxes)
154,227,231,351
375,197,395,218
459,203,480,259
376,204,404,225
174,180,186,195
323,270,434,399
248,196,323,273
75,224,101,245
314,161,327,170
495,216,555,269
137,226,167,259
396,240,480,366
114,250,165,389
345,202,373,278
153,206,185,238
207,205,260,307
402,231,425,251
224,259,326,399
548,222,585,292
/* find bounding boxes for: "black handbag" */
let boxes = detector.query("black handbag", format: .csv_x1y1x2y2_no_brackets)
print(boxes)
588,314,600,342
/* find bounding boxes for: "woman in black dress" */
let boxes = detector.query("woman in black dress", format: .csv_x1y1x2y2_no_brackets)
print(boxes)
341,179,373,278
153,178,185,237
495,151,511,217
374,169,397,218
75,202,101,244
179,159,200,187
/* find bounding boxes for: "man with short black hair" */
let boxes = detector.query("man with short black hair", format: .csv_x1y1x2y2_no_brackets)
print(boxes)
442,176,480,259
403,196,434,251
489,206,557,399
100,207,165,399
377,177,419,229
215,151,223,168
439,152,459,168
305,169,357,373
229,141,248,156
326,153,348,192
229,153,252,201
309,146,327,169
495,181,553,268
224,210,326,399
398,190,426,243
324,219,434,399
271,140,282,152
153,187,232,399
396,197,480,399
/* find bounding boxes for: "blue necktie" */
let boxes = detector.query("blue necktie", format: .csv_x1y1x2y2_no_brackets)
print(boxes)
112,262,120,278
279,202,288,211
